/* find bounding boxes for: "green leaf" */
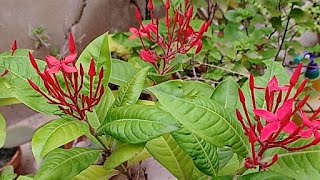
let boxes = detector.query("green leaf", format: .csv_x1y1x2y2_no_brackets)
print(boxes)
104,142,144,169
239,171,292,180
113,67,149,107
270,17,283,31
211,77,239,113
110,59,136,86
0,166,16,180
127,148,151,167
146,134,205,180
217,147,236,170
77,33,111,86
289,8,305,22
98,105,179,144
72,165,118,180
218,153,240,176
34,148,101,180
148,85,250,157
17,176,33,180
172,127,219,176
0,113,6,148
86,109,101,130
146,80,214,99
0,51,62,115
32,118,89,163
265,141,320,179
95,87,115,124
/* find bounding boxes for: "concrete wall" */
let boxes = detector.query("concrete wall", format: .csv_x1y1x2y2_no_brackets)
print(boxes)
0,0,142,57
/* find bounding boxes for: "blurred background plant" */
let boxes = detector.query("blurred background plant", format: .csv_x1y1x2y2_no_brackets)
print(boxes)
111,0,319,86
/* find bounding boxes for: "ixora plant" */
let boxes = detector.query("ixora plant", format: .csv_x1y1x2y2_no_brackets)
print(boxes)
1,1,320,180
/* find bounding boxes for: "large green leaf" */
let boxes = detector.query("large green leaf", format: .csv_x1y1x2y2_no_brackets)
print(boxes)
72,165,118,180
94,87,114,124
146,80,214,99
34,148,101,180
104,142,144,169
146,134,206,180
265,141,320,179
110,59,136,86
172,127,219,176
211,77,239,113
0,113,5,148
148,84,249,157
127,148,151,167
32,118,89,163
0,50,62,115
77,33,111,85
217,147,236,170
113,67,149,107
218,153,240,176
97,105,179,144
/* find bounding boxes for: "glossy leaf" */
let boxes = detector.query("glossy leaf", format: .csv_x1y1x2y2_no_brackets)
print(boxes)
239,171,292,180
32,118,89,163
266,141,320,179
17,176,33,180
97,105,179,144
95,87,114,124
77,33,111,86
218,153,240,176
0,50,62,115
211,77,239,113
217,147,235,170
127,148,151,167
172,127,219,176
72,165,118,180
104,142,144,169
110,59,136,86
146,134,205,180
148,84,249,157
34,148,101,180
0,113,5,148
113,67,149,107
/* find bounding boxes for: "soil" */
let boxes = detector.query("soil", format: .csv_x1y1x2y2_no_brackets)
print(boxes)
0,147,17,168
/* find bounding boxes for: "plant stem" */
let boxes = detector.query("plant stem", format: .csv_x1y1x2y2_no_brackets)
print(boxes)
235,166,248,175
274,4,294,62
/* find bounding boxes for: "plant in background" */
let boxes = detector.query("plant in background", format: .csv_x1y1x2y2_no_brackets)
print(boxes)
129,0,210,75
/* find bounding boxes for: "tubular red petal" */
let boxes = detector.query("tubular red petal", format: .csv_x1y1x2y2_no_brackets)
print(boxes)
186,6,193,18
148,0,154,11
80,64,84,77
290,63,302,86
29,52,40,72
165,0,170,10
135,7,142,24
238,89,245,104
293,79,308,99
99,67,104,80
28,79,40,91
88,59,96,77
68,32,76,54
11,40,17,56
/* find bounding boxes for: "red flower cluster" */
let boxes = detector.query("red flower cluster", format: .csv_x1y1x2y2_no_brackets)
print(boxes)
237,63,320,170
129,0,210,75
28,33,105,120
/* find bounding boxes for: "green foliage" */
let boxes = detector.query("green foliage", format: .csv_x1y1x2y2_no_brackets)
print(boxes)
0,166,16,180
34,148,101,180
98,105,179,144
0,113,6,148
148,83,249,157
146,134,206,180
72,165,118,180
32,118,89,163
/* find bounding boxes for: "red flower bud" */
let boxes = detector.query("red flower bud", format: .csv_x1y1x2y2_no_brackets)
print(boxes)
165,0,170,10
29,52,40,72
148,0,154,11
195,41,202,54
238,89,246,104
88,59,96,77
99,67,104,80
80,64,84,77
186,6,193,18
11,40,17,56
28,79,40,92
290,63,302,86
135,7,142,24
68,32,76,54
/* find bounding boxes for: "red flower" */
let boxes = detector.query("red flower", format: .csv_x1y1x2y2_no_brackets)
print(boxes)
45,54,77,74
253,99,293,141
11,40,17,56
140,50,156,64
28,33,105,121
